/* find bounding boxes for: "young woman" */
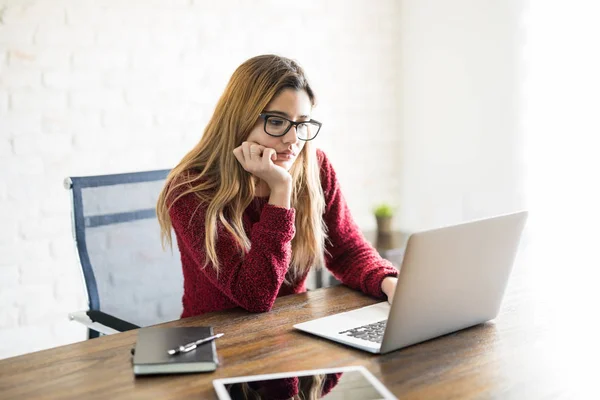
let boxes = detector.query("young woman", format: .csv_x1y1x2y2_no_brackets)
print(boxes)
157,54,398,318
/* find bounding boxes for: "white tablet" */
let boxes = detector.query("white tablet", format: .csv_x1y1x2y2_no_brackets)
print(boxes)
213,365,397,400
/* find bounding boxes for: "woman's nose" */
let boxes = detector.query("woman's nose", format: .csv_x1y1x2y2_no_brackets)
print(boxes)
283,125,299,143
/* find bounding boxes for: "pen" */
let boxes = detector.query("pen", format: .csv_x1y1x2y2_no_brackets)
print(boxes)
167,333,224,356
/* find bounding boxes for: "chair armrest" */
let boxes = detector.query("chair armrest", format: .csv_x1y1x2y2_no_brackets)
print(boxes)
69,310,140,335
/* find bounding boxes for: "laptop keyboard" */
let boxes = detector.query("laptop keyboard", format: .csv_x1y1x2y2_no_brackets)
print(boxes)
339,320,387,344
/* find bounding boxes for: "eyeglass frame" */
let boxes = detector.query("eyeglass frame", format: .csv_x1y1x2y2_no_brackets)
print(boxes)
258,113,322,141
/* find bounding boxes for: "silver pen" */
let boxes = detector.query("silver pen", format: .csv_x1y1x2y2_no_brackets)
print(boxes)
167,333,224,356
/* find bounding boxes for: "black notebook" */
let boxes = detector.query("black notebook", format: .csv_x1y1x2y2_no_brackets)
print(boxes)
133,327,219,375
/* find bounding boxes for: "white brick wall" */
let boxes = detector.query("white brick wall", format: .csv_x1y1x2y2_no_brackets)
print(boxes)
0,0,402,359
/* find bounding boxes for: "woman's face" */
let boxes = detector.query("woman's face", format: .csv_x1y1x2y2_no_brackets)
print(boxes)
246,88,312,171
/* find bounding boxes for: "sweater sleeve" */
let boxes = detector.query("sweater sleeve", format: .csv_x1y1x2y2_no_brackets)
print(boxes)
319,150,398,298
169,191,295,313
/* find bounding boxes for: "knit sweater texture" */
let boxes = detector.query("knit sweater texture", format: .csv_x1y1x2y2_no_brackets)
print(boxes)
169,149,398,318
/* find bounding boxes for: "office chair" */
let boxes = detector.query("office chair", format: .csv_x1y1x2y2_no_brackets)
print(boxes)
64,169,183,339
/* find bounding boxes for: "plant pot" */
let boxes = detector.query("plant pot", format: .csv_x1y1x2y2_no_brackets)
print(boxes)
376,216,393,235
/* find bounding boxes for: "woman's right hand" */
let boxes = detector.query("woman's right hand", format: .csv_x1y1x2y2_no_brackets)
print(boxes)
233,141,292,193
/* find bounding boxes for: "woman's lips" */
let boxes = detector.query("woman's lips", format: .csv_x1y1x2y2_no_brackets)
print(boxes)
276,151,296,160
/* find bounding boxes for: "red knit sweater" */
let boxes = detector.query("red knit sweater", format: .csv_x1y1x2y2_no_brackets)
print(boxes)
169,150,398,318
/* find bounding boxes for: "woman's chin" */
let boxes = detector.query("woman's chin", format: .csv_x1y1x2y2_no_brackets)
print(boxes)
274,159,294,170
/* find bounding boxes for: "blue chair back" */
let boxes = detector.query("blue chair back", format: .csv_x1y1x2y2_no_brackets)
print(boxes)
65,170,183,339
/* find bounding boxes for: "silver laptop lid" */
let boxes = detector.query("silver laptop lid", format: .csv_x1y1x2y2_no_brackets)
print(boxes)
380,211,528,353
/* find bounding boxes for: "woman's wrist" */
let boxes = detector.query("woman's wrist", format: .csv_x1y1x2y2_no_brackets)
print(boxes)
268,183,292,209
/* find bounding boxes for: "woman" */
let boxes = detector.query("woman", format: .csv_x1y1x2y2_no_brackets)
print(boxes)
157,54,398,318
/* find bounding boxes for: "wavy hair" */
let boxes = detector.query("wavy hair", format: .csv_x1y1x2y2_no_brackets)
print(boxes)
157,55,327,282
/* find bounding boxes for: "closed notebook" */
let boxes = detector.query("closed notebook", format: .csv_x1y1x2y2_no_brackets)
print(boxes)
133,326,219,375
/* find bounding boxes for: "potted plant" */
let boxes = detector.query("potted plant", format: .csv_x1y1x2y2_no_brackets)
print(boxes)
373,203,395,235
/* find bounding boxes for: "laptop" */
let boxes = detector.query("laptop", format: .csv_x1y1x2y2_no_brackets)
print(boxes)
294,211,528,354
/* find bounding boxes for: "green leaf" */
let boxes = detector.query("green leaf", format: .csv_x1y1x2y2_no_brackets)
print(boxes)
373,203,395,218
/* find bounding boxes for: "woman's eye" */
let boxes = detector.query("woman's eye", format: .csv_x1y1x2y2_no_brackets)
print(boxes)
268,118,285,127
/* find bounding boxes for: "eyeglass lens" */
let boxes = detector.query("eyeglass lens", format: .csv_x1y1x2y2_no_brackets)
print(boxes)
265,116,319,140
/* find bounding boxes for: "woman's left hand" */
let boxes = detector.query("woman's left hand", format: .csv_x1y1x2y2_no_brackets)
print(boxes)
381,277,398,304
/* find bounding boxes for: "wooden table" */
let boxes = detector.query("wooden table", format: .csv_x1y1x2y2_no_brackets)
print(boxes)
0,245,597,399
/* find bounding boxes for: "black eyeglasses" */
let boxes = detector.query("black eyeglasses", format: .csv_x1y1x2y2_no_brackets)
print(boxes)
258,113,322,141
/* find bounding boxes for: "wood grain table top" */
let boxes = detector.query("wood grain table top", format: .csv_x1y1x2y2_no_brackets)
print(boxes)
1,246,597,399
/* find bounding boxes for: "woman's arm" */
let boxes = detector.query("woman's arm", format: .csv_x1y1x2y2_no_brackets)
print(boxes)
319,151,399,299
170,192,295,313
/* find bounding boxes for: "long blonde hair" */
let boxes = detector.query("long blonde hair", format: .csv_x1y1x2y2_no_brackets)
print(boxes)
157,55,327,282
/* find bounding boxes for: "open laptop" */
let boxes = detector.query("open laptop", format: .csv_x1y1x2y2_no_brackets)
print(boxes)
294,211,528,354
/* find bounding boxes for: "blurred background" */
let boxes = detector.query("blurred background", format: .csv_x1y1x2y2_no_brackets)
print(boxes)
0,0,598,360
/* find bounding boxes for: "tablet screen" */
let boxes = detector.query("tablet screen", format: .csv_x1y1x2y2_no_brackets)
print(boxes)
213,366,396,400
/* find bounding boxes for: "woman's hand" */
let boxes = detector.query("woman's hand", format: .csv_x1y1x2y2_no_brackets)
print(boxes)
233,141,292,208
381,276,398,304
233,142,292,189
